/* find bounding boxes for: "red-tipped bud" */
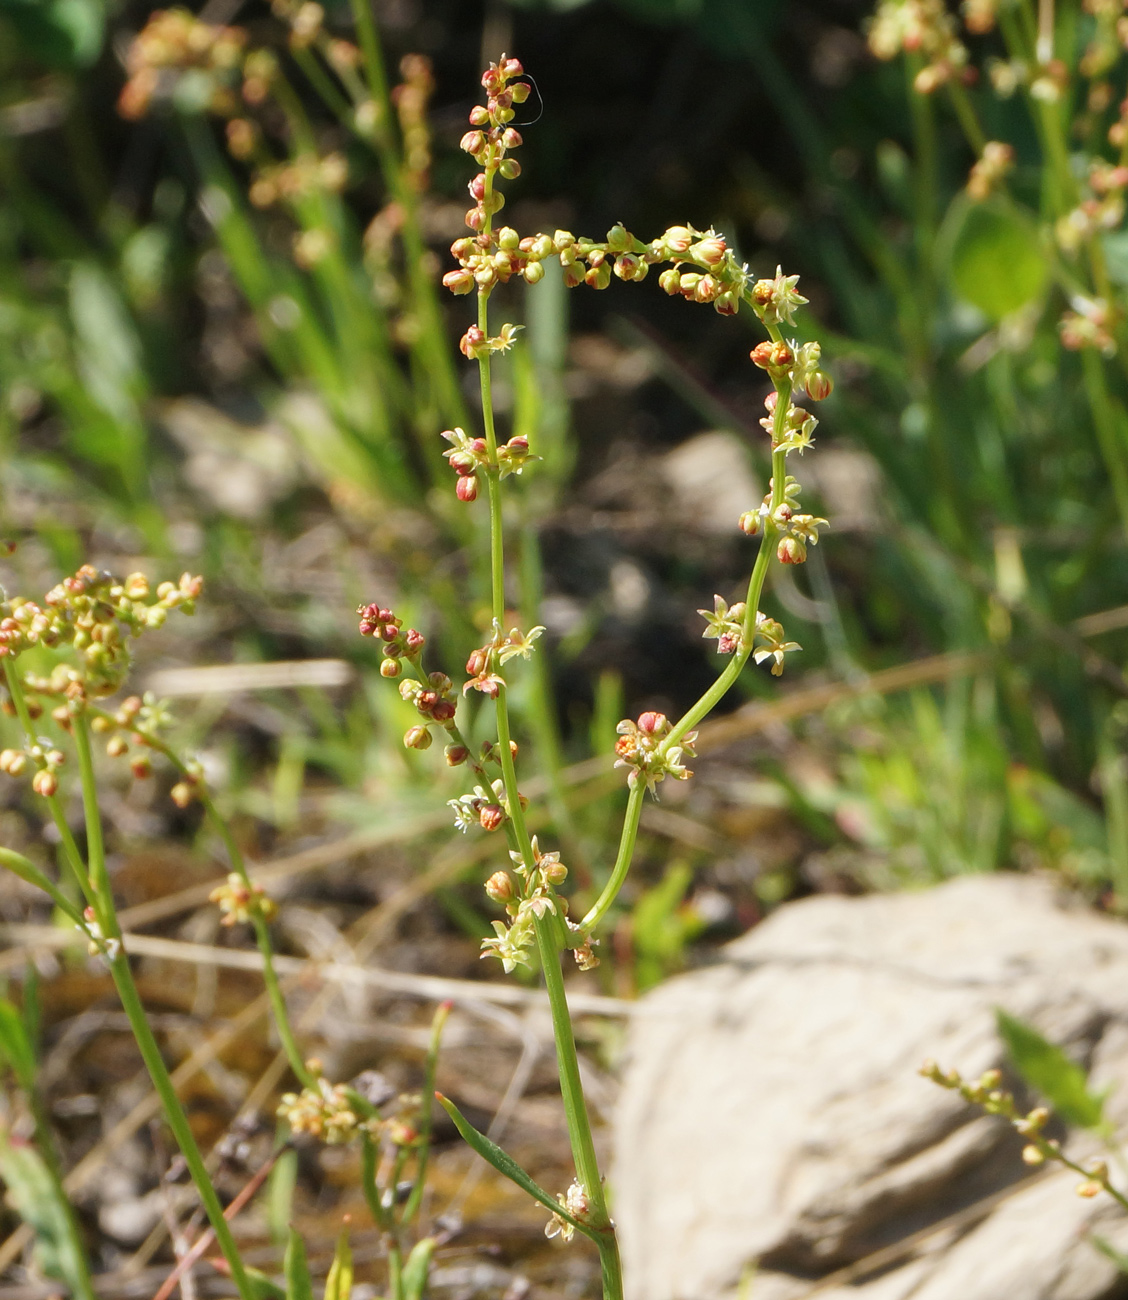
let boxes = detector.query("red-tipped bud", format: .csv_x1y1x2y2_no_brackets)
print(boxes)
460,130,486,155
805,371,834,402
469,105,490,126
431,699,456,723
456,475,479,503
32,769,58,797
466,648,489,676
502,127,522,148
404,628,425,654
691,236,726,266
445,744,469,766
479,804,505,832
443,269,475,295
637,711,668,735
739,510,761,536
380,658,401,678
106,736,129,758
130,755,152,780
777,536,807,565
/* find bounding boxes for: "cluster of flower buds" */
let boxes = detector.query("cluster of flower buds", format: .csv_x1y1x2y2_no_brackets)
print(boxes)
399,672,458,749
920,1058,1118,1200
867,0,971,93
751,337,833,405
0,568,201,707
1,742,66,799
247,152,348,210
699,595,748,656
279,1061,372,1146
759,390,820,455
967,141,1015,202
84,692,199,798
614,711,696,795
545,1179,591,1242
739,475,827,566
209,872,277,926
451,56,530,238
392,54,436,189
357,604,427,679
481,834,570,974
1056,171,1128,256
449,778,510,833
268,0,325,49
441,422,535,503
1060,296,1117,355
118,9,247,119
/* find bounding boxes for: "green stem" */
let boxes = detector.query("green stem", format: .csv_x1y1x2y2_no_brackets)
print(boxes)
401,1000,450,1225
109,953,255,1299
581,782,645,933
199,789,314,1090
474,194,621,1295
1080,347,1128,532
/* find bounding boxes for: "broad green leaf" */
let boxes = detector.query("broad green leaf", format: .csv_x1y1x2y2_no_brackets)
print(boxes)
0,1129,92,1297
436,1093,590,1239
323,1229,352,1300
0,998,36,1091
284,1228,313,1300
0,0,105,66
946,199,1047,321
996,1009,1105,1130
401,1237,436,1300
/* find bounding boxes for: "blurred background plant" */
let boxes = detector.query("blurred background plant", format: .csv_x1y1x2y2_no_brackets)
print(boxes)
5,0,1128,1293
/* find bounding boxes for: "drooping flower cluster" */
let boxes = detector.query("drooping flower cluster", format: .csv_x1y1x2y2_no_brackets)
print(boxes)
920,1059,1121,1201
614,711,696,795
357,604,426,680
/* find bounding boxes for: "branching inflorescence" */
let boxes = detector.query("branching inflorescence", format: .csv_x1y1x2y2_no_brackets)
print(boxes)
354,55,834,1295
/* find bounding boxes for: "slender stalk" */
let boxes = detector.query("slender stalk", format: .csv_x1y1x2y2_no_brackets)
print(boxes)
402,1000,450,1225
67,716,255,1299
581,782,645,933
108,952,255,1299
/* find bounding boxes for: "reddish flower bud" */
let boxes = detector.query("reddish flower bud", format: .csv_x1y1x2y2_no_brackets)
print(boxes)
379,622,399,642
443,269,475,295
739,510,761,535
460,130,485,155
508,435,529,452
445,744,469,766
777,536,807,565
637,711,668,735
130,755,152,779
417,690,439,714
469,105,490,126
479,804,505,832
467,648,489,675
485,870,515,902
431,699,456,723
405,628,425,654
502,127,522,148
456,475,479,503
750,342,775,369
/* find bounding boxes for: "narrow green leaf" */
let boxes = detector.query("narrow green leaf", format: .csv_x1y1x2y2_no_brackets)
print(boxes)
323,1229,352,1300
241,1267,286,1300
996,1009,1105,1129
0,998,37,1092
0,847,86,926
284,1228,313,1300
0,1129,89,1294
1091,1234,1128,1275
267,1148,299,1249
436,1093,589,1237
401,1236,436,1300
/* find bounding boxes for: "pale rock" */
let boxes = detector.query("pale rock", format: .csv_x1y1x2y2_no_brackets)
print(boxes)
613,875,1128,1300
